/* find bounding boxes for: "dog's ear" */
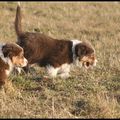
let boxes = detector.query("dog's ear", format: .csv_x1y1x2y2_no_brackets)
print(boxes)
2,44,13,57
75,43,94,57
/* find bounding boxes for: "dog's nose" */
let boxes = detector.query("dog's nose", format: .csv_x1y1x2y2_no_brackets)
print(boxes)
23,58,28,67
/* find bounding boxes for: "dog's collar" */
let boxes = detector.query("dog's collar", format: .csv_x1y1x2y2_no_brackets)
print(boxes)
71,40,82,61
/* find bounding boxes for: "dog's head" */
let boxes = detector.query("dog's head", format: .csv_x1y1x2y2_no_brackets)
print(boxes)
2,43,28,67
75,42,97,69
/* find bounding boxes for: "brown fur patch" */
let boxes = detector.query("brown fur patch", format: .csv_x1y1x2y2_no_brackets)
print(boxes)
15,4,96,74
0,58,9,86
0,43,27,86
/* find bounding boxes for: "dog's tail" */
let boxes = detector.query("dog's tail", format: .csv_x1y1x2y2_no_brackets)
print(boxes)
15,2,23,36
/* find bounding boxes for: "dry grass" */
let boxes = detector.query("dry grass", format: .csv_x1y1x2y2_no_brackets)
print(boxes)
0,1,120,118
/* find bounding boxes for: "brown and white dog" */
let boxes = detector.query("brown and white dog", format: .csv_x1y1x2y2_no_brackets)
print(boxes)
0,43,28,86
14,3,97,78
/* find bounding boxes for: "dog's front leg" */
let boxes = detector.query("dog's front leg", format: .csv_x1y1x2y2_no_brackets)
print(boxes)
46,65,59,78
58,72,70,79
58,64,71,79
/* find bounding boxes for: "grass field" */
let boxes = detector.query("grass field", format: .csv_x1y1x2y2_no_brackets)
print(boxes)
0,1,120,118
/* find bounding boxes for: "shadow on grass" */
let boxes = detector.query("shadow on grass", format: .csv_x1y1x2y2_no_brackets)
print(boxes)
70,99,95,117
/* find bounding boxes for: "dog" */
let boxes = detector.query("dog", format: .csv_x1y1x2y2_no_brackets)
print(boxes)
14,3,97,78
0,42,28,86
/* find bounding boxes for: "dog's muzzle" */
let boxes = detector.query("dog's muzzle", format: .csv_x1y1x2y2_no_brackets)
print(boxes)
82,59,97,69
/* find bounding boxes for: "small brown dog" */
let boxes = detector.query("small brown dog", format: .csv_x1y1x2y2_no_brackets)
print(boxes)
15,3,97,78
0,43,28,86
